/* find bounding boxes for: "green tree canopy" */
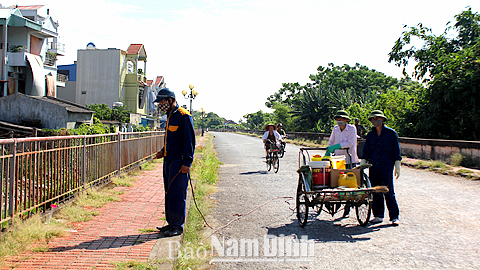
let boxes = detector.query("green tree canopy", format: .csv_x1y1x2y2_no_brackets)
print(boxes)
87,104,131,124
389,7,480,140
265,63,413,132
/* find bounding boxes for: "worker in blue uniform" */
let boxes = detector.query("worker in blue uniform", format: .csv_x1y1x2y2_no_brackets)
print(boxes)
361,110,401,226
154,88,195,237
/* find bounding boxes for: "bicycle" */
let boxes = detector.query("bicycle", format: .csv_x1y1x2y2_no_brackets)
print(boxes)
278,135,286,158
265,140,280,173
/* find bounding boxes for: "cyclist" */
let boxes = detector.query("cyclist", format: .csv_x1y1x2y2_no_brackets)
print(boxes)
277,123,287,149
277,123,286,137
262,123,282,159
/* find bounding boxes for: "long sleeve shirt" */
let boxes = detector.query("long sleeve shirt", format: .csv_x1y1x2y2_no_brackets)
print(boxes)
328,124,359,164
262,130,282,142
164,104,196,167
362,125,402,168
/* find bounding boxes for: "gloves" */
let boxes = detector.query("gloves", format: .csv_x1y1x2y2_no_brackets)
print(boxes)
326,143,342,156
360,159,367,166
394,160,401,179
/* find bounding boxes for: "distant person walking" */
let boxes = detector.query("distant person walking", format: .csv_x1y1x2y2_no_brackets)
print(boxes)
361,110,401,226
154,88,195,237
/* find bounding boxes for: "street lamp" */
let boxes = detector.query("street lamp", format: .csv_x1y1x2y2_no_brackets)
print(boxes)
200,107,206,136
181,84,198,112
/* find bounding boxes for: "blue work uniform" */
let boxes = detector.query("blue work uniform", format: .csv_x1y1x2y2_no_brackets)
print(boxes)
362,124,401,221
163,104,195,231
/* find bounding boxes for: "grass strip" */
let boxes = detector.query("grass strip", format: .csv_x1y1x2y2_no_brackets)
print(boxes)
176,133,221,269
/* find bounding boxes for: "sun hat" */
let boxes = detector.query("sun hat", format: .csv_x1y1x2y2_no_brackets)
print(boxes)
368,110,387,121
264,123,277,131
334,110,351,121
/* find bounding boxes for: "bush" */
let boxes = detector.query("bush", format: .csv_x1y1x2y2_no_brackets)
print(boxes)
448,153,478,168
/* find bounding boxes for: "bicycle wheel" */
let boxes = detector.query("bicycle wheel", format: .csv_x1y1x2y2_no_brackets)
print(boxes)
355,172,372,226
266,154,272,171
296,177,309,227
279,145,285,158
273,153,280,173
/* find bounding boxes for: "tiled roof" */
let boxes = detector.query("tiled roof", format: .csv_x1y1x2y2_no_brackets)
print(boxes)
17,5,45,10
155,76,163,86
31,95,93,113
127,44,143,55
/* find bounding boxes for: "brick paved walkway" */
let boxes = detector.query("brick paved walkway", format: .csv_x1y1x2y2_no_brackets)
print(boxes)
3,162,166,270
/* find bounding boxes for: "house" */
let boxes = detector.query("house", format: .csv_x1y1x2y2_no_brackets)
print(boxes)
59,44,164,130
56,62,76,101
0,4,65,98
0,93,93,129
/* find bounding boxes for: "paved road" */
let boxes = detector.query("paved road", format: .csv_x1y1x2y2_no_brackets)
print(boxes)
208,132,480,269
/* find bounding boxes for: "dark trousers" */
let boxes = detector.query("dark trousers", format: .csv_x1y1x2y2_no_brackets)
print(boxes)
369,165,400,221
163,159,189,230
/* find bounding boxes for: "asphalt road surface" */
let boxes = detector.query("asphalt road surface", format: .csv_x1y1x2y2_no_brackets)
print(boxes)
207,132,480,269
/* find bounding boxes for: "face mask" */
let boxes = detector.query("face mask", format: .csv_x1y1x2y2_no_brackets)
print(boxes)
336,120,346,127
158,101,171,112
371,119,383,127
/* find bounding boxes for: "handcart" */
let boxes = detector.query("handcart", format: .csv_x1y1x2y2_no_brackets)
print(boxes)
295,147,385,227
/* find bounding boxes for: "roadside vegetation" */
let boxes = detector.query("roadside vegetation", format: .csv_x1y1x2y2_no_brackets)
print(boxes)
0,163,154,267
176,133,221,269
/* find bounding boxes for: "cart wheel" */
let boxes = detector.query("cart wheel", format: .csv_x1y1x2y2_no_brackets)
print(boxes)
356,173,372,226
296,178,309,227
316,201,323,215
273,153,280,173
266,155,272,171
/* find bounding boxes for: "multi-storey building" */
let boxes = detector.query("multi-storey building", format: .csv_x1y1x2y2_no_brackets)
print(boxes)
0,4,65,97
58,44,163,129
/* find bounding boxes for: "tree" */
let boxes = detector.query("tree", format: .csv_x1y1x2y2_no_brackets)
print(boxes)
388,7,480,140
266,63,404,132
243,110,273,130
87,104,131,124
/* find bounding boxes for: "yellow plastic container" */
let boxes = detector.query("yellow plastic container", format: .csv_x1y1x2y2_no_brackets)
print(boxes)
337,172,347,187
311,155,330,162
331,155,346,169
345,172,358,188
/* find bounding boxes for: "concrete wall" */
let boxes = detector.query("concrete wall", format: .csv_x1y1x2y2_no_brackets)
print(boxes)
399,137,480,164
232,129,480,164
0,94,93,129
0,94,68,129
56,81,76,103
76,49,122,108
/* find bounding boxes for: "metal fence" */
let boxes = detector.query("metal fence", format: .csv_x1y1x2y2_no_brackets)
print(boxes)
0,131,164,226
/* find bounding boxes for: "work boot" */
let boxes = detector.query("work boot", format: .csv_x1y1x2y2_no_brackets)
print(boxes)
164,228,183,237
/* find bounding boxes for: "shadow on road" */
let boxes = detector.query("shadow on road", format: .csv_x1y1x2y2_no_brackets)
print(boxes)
49,232,162,252
240,170,268,175
265,217,393,243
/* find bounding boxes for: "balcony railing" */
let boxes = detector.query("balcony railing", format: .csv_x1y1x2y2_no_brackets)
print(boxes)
47,42,66,56
57,73,68,83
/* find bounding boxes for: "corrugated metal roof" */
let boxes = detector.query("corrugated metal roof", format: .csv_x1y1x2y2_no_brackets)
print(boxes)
31,95,93,113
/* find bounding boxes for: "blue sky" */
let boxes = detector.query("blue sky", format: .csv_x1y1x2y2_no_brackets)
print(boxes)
3,0,478,121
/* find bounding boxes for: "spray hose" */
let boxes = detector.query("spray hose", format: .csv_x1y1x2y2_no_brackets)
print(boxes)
165,171,294,235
